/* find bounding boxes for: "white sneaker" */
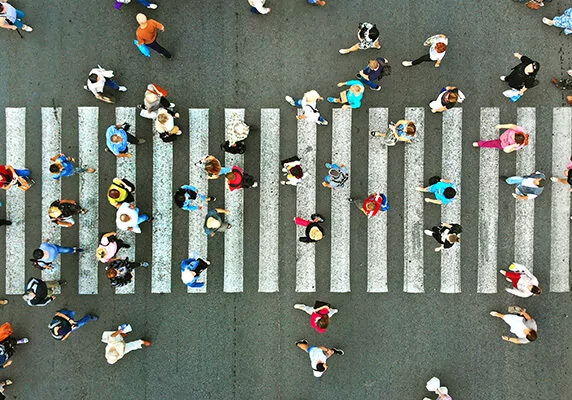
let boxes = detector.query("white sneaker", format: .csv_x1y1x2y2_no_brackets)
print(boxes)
118,86,127,92
401,61,412,67
551,177,559,182
500,76,506,81
542,17,551,25
169,103,176,108
21,25,32,32
148,3,158,9
424,229,433,236
285,96,296,106
83,85,88,91
293,304,305,310
318,120,329,126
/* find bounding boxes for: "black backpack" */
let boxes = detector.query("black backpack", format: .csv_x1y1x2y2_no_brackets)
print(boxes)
221,140,246,154
242,173,257,189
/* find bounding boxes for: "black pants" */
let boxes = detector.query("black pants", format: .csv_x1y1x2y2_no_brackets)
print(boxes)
412,53,432,65
148,40,172,58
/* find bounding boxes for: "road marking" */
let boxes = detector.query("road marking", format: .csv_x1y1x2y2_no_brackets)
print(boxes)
41,107,62,290
258,109,280,293
550,107,571,292
477,108,500,293
78,107,99,295
367,108,388,293
115,108,137,294
188,109,209,293
296,110,316,292
440,108,462,293
514,108,536,272
330,109,352,292
5,108,26,294
224,109,244,292
403,107,425,293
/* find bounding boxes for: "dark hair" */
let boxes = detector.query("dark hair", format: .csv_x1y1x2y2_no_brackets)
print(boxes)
514,133,525,144
447,92,459,103
316,315,330,330
49,164,61,173
88,74,98,83
530,285,542,295
526,330,537,342
289,165,303,179
174,188,196,208
537,178,546,188
315,363,325,372
435,42,447,53
405,123,416,136
367,25,379,41
32,249,43,260
444,187,457,199
449,234,460,243
107,268,117,279
108,189,121,199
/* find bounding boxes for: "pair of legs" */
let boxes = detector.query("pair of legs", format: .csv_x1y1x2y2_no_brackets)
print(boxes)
45,280,64,297
403,53,435,66
115,0,157,10
8,9,31,30
339,40,380,54
328,90,348,104
104,79,127,92
137,213,150,225
294,304,338,317
52,244,82,256
358,77,380,90
70,165,95,175
59,309,98,329
474,139,503,149
296,342,342,356
147,40,172,58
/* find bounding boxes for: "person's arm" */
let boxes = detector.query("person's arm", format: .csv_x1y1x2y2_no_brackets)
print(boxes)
55,220,73,228
502,336,526,344
34,296,55,306
110,330,123,338
503,144,519,153
425,198,443,205
0,18,17,31
155,20,165,32
512,193,528,200
337,81,348,87
505,287,530,297
441,222,453,229
431,106,447,113
496,124,517,130
50,153,64,162
519,310,533,321
0,360,13,369
115,152,133,158
215,208,230,214
513,52,523,60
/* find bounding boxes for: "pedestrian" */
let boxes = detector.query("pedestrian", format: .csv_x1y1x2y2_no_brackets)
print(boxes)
501,53,540,101
489,306,537,344
0,322,29,369
417,177,457,205
138,83,174,119
295,213,325,243
328,80,365,109
504,171,545,200
349,193,389,218
174,185,214,211
49,153,96,180
280,156,304,186
0,164,32,191
96,232,131,263
424,377,453,400
0,379,13,399
115,0,158,10
135,13,171,58
225,112,250,149
542,8,572,34
30,239,84,270
181,254,210,288
106,258,149,287
0,1,32,32
370,120,416,144
107,177,136,208
154,108,182,142
106,123,146,157
115,202,151,233
225,166,258,191
48,199,87,227
424,223,462,252
284,90,328,126
550,156,572,191
402,34,448,68
84,65,127,104
249,0,271,14
295,340,344,377
339,22,381,54
48,309,98,341
357,58,390,91
294,301,338,333
500,263,542,297
429,86,465,113
322,163,349,189
473,124,529,153
22,277,66,307
197,155,231,180
101,324,151,365
204,208,231,237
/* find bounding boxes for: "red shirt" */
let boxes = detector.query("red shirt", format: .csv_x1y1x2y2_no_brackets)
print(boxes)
0,165,15,188
363,193,382,218
227,166,243,192
310,308,329,333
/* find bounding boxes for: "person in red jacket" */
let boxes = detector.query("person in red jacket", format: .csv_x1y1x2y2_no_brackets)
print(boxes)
294,301,338,333
225,166,258,191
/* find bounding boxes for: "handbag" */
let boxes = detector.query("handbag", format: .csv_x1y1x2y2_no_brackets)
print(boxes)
503,88,522,102
134,40,151,57
526,0,543,10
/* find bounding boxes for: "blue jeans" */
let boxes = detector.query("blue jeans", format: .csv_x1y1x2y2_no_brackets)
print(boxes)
9,9,25,29
116,0,151,9
53,244,76,255
15,168,30,177
59,309,94,329
359,77,380,89
506,176,524,185
250,6,261,14
137,213,150,225
294,99,303,107
104,79,120,90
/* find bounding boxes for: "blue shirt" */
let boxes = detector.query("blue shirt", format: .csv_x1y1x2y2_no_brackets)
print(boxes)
427,181,456,205
106,125,129,156
345,80,365,109
324,163,349,188
181,185,204,212
181,258,204,288
52,156,74,180
204,209,222,236
40,242,60,263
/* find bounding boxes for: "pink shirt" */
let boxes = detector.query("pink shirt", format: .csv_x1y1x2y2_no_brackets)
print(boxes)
500,127,527,150
310,308,329,333
99,236,118,263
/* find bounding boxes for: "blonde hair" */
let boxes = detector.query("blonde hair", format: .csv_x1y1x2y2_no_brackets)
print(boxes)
157,113,169,124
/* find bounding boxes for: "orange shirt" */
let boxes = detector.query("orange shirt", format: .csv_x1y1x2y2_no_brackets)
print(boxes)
136,20,164,45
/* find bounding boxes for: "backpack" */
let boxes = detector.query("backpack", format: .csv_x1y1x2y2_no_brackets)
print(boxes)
329,169,349,187
241,173,257,189
0,323,13,343
221,140,246,154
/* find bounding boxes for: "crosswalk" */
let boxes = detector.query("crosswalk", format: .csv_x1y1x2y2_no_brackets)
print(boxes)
2,106,571,295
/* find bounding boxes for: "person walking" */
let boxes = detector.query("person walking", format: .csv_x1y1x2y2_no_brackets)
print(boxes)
402,34,448,68
500,263,542,297
48,309,99,341
106,258,149,287
135,13,171,58
154,108,182,142
0,164,33,191
225,166,258,191
30,239,84,270
294,301,338,333
424,223,462,252
327,80,365,109
424,377,453,400
489,306,538,344
357,58,390,91
204,208,231,237
0,1,32,32
174,185,214,211
339,22,380,54
280,156,304,186
349,193,389,218
0,322,29,369
96,232,130,263
285,90,328,125
116,202,151,233
370,120,416,144
84,66,127,104
248,0,271,14
473,124,529,152
49,153,95,180
181,254,210,288
22,277,65,307
322,163,349,189
107,177,136,208
197,155,231,180
295,340,344,377
115,0,158,10
48,199,87,227
106,123,146,157
295,214,325,243
138,83,174,119
225,112,250,148
550,156,572,191
504,171,545,200
501,53,540,101
542,8,572,34
101,324,151,364
418,177,457,205
429,86,465,113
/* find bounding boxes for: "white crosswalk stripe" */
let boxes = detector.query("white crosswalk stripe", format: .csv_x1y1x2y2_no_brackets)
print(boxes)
3,106,571,295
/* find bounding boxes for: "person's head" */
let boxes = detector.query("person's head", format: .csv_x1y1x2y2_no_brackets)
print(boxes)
368,59,380,70
157,113,169,125
119,214,131,223
405,122,416,137
225,172,237,181
205,159,221,175
530,285,542,296
313,362,327,376
106,348,121,364
350,85,363,95
96,247,107,260
365,201,376,211
435,42,447,54
111,134,124,144
514,133,526,144
108,189,121,199
22,291,36,301
525,61,540,75
206,217,221,230
136,13,147,25
107,268,118,279
174,188,196,208
448,234,460,243
525,329,538,342
316,315,330,330
444,187,457,199
88,73,99,84
447,92,458,103
145,91,159,104
304,90,320,103
328,169,340,179
48,206,62,219
289,165,303,179
535,178,546,187
32,249,44,260
49,163,63,174
366,25,379,41
308,226,323,241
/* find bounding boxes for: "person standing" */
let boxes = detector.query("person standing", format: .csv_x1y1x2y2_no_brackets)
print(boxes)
402,34,448,68
49,154,95,180
542,8,572,34
322,163,349,189
501,53,540,100
429,86,465,113
22,277,65,307
280,156,304,186
107,177,136,208
489,306,538,344
418,177,457,205
0,1,32,32
84,66,127,103
96,232,130,263
115,0,158,10
295,340,344,377
181,254,210,288
339,22,380,54
349,193,389,218
473,124,529,153
504,171,545,200
48,309,98,341
0,164,32,191
30,239,84,270
294,301,338,333
248,0,271,14
295,214,325,243
357,58,390,91
101,324,151,364
204,208,231,237
327,80,365,109
135,13,171,58
106,123,146,157
48,199,87,227
424,223,462,252
116,202,151,233
154,108,182,142
174,185,214,211
500,263,542,297
284,90,328,126
106,258,149,287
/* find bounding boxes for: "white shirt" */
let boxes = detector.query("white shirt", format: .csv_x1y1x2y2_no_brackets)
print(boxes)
87,67,114,97
248,0,270,13
308,347,328,377
154,110,175,133
428,36,448,61
503,314,537,343
505,263,539,298
519,178,539,199
116,203,141,233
